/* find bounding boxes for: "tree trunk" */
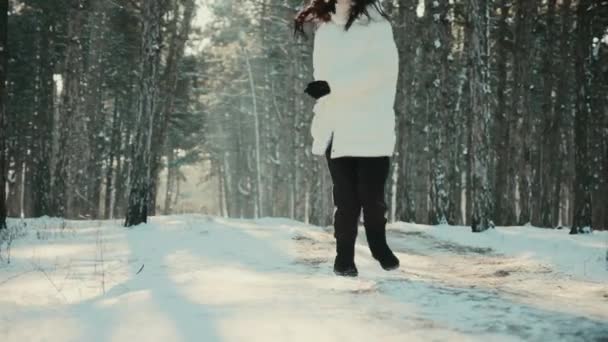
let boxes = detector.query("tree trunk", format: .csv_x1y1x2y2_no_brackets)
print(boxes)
467,0,494,232
492,0,516,226
588,2,608,231
425,0,451,225
394,0,418,223
104,97,120,219
85,0,108,219
512,0,538,225
452,14,473,226
536,0,558,228
552,0,573,228
570,0,593,233
52,0,89,218
150,0,196,216
163,148,176,215
30,6,54,217
6,153,20,217
0,0,7,229
113,92,133,219
124,0,163,227
243,45,263,219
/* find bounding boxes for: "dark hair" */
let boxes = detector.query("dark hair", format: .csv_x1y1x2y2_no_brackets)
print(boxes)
293,0,389,39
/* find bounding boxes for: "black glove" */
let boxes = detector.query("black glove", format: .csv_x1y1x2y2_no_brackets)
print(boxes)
304,80,331,99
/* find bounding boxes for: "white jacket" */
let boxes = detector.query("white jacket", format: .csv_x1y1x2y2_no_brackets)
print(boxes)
310,3,399,158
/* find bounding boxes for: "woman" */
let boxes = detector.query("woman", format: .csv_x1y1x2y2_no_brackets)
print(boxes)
294,0,400,277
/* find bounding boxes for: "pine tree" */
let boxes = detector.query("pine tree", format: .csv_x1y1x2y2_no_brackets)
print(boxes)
124,0,164,227
150,0,196,216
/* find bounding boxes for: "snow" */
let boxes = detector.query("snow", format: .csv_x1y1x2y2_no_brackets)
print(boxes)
416,0,425,18
391,222,608,283
1,215,607,342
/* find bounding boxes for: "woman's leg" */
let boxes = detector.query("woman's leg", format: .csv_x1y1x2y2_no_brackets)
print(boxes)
356,156,399,270
325,143,361,276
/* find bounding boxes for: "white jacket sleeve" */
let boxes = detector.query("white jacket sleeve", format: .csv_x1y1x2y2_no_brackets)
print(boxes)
310,24,336,156
316,21,399,99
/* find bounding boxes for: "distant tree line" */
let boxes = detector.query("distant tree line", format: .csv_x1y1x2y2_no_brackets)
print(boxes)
1,0,202,227
1,0,606,232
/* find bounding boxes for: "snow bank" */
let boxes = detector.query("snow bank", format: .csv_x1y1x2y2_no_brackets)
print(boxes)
392,222,608,283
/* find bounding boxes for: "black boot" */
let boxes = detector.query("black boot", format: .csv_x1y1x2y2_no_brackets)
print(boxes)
365,225,399,271
333,239,358,277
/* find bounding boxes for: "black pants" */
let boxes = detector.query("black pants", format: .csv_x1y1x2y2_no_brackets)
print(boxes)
324,141,390,244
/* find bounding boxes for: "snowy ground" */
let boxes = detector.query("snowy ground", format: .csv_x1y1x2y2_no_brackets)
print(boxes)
1,215,607,342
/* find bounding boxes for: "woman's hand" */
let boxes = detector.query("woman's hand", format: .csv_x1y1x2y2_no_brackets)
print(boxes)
304,80,331,99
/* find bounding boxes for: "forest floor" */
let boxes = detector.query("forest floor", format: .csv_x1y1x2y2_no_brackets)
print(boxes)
1,215,607,342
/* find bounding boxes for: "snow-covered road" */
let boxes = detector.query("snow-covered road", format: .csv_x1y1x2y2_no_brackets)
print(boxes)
1,215,607,341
